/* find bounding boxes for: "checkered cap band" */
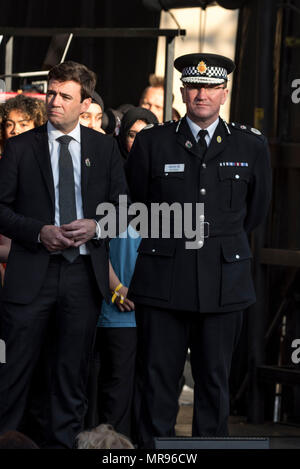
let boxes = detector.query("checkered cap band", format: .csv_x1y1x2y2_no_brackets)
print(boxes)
181,65,227,84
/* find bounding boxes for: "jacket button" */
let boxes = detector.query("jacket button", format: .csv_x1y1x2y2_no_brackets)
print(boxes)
165,173,169,176
199,214,205,221
202,163,206,169
152,249,156,253
235,254,240,259
200,188,206,196
198,240,204,247
235,174,240,179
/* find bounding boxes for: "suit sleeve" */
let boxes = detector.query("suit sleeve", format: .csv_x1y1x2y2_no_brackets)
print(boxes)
98,138,130,238
0,139,44,251
244,137,272,233
125,132,150,204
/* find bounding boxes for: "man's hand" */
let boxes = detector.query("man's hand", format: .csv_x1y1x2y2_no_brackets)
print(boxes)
60,219,97,247
40,225,74,252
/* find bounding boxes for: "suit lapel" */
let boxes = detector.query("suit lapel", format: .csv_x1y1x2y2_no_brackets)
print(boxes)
80,125,93,215
33,124,55,212
176,117,199,158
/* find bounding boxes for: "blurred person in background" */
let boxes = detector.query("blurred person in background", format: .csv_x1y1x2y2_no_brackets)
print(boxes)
79,91,105,134
0,95,47,292
139,74,164,123
117,106,158,159
76,423,134,449
139,74,180,123
2,94,46,142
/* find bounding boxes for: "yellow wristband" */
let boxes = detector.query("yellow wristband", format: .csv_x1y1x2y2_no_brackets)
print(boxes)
114,283,123,293
111,283,123,304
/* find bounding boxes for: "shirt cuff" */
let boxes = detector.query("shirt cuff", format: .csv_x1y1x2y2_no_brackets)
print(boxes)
93,219,101,240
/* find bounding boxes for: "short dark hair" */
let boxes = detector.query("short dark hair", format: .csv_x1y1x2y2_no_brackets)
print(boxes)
48,61,97,101
3,94,47,128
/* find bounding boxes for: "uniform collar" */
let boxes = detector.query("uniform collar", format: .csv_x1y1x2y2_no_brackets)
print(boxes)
186,115,219,142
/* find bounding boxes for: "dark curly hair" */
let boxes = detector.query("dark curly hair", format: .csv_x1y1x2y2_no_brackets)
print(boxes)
2,95,47,129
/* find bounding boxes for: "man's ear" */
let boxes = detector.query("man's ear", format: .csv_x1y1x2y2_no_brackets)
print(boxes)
180,87,186,104
220,87,229,105
81,97,92,112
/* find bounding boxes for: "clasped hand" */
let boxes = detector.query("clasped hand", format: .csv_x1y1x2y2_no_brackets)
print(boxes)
40,219,96,252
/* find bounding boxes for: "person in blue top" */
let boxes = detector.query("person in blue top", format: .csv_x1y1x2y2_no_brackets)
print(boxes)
85,107,158,438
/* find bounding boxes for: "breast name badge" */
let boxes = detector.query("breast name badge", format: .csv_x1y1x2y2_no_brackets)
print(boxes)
164,164,185,173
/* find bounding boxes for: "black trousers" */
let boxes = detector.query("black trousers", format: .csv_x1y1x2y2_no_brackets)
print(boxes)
134,305,243,448
85,327,137,438
0,255,101,449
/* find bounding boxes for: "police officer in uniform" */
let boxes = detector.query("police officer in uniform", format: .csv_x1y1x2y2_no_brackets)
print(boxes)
125,53,271,448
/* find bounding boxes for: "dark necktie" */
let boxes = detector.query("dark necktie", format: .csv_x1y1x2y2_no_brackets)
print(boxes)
57,135,79,263
197,129,208,161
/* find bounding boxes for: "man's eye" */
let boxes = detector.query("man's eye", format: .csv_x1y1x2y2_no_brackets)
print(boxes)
81,114,88,119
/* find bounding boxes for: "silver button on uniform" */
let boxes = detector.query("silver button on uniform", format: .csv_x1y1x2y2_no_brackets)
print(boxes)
202,163,206,169
198,240,204,247
200,188,206,196
235,174,240,179
235,254,240,259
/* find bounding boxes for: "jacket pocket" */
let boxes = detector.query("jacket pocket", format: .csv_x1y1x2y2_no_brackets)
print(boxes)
218,166,251,211
220,233,256,306
129,238,176,301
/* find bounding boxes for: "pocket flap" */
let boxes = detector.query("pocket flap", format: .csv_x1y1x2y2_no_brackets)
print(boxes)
221,234,252,262
218,166,251,182
138,238,176,257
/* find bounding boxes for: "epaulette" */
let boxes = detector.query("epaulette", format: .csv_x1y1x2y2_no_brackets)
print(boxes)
229,122,263,137
142,120,176,131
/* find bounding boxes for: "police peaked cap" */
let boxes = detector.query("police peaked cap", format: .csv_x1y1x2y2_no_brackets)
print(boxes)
174,53,235,85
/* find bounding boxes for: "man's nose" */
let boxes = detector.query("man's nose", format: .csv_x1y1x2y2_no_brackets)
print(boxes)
197,87,207,98
50,94,61,106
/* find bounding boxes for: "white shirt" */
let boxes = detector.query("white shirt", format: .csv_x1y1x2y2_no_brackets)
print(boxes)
186,116,219,147
47,120,89,254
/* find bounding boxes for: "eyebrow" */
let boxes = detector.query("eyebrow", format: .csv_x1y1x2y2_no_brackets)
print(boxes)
6,118,31,123
47,90,73,99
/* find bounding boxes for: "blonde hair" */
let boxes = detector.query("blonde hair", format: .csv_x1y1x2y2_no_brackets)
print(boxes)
76,424,134,449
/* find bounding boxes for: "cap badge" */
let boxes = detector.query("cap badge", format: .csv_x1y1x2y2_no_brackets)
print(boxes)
185,140,193,149
85,158,91,167
217,136,222,143
251,127,261,135
197,61,207,75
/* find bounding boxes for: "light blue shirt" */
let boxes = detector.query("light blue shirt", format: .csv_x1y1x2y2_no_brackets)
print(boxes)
186,116,219,147
47,120,88,255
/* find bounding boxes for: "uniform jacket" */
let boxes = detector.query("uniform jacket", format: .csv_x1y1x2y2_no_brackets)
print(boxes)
125,116,272,313
0,123,128,304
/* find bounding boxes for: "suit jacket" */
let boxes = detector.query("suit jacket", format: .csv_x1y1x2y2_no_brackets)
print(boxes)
0,123,129,304
125,116,272,313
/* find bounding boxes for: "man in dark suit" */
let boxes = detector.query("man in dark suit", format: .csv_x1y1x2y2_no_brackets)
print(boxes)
126,53,272,447
0,61,128,448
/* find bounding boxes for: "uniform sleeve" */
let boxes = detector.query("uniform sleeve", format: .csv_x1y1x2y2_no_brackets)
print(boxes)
125,132,150,204
0,140,44,251
244,137,272,233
